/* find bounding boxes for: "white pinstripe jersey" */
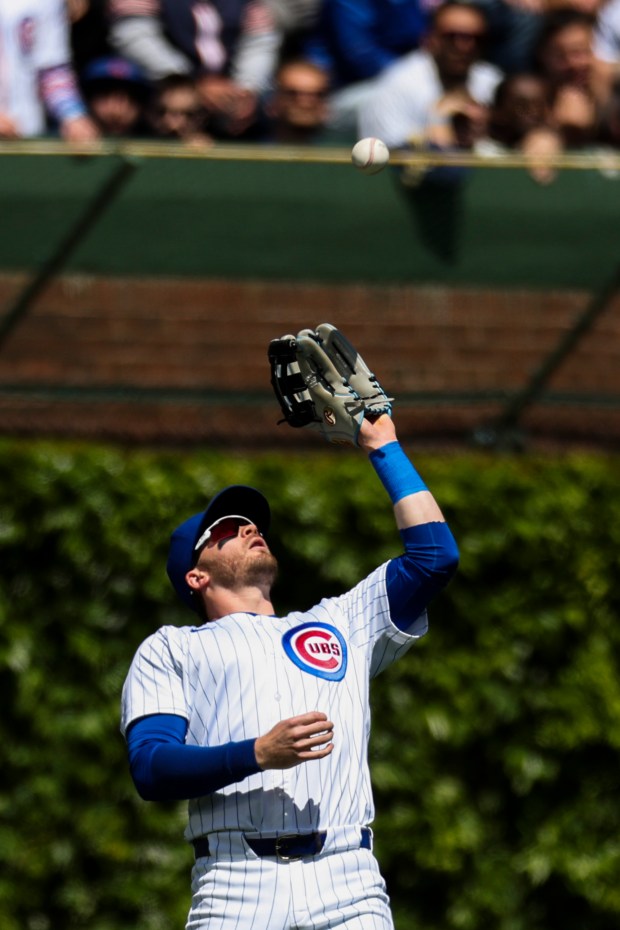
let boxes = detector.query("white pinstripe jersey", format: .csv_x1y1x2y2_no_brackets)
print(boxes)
0,0,72,136
121,562,427,843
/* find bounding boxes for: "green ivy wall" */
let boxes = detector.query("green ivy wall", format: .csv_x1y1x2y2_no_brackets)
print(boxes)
1,440,619,930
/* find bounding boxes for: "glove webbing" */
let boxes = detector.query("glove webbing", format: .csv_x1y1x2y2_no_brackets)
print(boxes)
268,338,318,429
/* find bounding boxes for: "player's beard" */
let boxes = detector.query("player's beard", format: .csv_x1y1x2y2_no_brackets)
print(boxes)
201,547,279,592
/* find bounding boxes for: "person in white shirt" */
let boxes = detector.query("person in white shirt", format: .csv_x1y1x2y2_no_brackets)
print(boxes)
358,0,502,149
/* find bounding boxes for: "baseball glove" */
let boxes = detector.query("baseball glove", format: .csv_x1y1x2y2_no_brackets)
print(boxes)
268,323,393,445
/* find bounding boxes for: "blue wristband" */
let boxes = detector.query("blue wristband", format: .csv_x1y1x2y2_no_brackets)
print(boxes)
369,441,427,505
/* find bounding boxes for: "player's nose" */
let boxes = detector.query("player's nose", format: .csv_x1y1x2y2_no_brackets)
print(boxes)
239,522,261,537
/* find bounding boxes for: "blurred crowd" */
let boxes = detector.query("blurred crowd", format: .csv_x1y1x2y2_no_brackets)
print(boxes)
1,0,620,168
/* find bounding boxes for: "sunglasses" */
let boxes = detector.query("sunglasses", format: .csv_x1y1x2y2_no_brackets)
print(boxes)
194,515,253,553
279,87,329,100
438,30,486,43
156,105,203,118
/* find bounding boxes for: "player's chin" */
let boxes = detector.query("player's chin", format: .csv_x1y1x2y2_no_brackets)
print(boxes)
244,551,279,586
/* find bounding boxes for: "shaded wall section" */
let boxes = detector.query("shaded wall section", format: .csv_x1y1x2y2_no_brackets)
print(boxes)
1,146,619,449
1,274,619,448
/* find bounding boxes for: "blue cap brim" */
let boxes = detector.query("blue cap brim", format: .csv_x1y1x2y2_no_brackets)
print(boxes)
166,485,271,613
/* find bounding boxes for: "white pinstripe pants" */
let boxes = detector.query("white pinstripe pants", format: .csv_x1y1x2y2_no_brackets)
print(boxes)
186,839,394,930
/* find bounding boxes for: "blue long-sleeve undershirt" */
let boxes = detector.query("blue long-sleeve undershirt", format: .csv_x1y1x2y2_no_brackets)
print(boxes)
126,714,259,801
126,521,459,802
389,521,459,629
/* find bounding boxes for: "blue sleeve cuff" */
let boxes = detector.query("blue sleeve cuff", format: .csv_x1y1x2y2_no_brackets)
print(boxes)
226,737,259,774
369,441,427,504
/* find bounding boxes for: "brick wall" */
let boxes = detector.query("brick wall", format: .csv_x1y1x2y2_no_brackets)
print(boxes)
1,273,619,449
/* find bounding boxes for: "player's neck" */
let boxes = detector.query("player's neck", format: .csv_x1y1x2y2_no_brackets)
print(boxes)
206,585,275,621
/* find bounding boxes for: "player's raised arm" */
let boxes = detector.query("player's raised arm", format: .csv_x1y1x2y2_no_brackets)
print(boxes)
356,413,448,527
267,322,459,631
359,411,459,631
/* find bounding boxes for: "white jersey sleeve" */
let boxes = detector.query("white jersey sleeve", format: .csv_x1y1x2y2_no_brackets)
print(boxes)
312,562,428,678
120,625,190,734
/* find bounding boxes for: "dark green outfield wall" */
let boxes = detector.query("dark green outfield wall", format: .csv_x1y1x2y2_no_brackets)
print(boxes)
1,147,619,289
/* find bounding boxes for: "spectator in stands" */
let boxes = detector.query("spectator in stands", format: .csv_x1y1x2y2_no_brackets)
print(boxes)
0,0,99,141
536,8,597,88
476,71,564,183
147,74,212,144
261,57,332,143
301,0,431,135
478,71,552,149
358,1,503,149
535,8,603,144
81,56,150,137
105,0,278,138
477,0,608,77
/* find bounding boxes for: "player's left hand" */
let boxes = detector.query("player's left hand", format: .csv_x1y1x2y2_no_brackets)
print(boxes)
268,323,393,446
357,413,397,453
254,711,335,770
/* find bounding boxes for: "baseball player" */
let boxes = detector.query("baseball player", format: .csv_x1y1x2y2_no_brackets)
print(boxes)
121,406,459,929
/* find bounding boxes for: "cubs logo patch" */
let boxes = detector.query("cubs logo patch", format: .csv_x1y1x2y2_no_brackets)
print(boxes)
282,622,347,681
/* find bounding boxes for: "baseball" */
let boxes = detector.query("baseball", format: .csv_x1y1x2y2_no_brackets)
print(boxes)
351,137,390,175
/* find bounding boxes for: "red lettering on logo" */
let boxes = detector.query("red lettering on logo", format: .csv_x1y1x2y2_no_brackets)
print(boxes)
296,629,339,670
283,622,347,681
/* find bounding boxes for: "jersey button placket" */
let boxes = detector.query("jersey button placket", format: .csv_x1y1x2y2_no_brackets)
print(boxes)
280,770,294,827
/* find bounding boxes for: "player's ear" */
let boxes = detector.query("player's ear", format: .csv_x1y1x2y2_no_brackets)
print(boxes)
186,567,209,591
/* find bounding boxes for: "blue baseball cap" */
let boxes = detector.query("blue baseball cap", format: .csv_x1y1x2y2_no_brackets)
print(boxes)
82,56,148,86
166,485,271,613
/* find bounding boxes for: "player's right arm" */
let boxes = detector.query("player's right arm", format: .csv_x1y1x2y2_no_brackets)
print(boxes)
126,713,259,800
122,626,334,800
126,710,333,801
